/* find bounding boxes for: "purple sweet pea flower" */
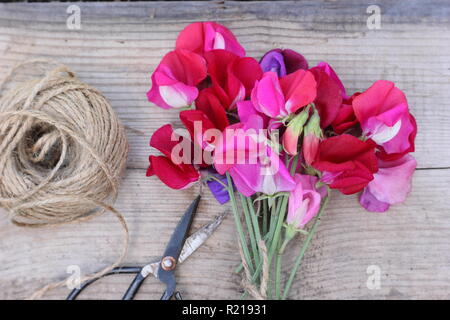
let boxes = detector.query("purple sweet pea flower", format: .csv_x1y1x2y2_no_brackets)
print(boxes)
202,169,230,204
206,171,230,204
260,49,309,77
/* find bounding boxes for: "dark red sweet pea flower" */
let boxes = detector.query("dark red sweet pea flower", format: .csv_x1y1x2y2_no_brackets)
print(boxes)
205,50,263,110
195,88,230,131
176,22,246,57
309,65,343,128
259,48,309,77
315,62,348,99
312,134,378,195
147,124,200,189
179,109,217,151
331,93,361,134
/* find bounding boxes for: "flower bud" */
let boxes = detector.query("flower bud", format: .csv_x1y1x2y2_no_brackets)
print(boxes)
302,109,322,165
282,107,310,155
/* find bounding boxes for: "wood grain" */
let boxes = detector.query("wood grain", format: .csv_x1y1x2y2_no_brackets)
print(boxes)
1,168,449,299
0,1,449,299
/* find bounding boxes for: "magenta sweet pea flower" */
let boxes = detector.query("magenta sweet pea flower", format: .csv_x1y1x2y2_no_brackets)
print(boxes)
147,49,207,109
287,174,324,229
352,80,417,160
214,115,295,197
251,70,317,119
359,154,417,212
260,49,309,77
251,71,287,118
176,22,246,57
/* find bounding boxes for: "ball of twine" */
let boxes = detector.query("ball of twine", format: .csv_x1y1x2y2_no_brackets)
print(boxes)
0,60,129,299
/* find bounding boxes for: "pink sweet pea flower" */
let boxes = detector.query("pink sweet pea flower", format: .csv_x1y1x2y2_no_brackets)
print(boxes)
147,49,207,109
287,174,323,229
214,115,295,196
352,80,417,160
251,70,317,119
280,69,317,114
359,154,417,212
176,22,246,57
251,71,287,118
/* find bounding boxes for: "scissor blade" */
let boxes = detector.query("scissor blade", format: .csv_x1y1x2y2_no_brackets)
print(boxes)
156,195,201,295
161,195,201,262
178,210,229,264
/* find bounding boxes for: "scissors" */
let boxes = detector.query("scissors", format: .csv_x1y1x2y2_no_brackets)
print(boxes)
67,195,226,300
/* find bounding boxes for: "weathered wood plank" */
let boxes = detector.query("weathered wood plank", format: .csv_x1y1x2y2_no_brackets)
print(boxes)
0,1,449,300
0,1,449,169
1,168,449,300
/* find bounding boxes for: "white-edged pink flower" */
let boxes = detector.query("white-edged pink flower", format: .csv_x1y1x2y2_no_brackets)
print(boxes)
147,49,207,109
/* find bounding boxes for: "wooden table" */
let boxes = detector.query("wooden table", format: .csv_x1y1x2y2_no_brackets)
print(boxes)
0,1,449,300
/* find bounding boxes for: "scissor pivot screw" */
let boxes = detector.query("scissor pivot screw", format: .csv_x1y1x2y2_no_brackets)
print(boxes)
161,256,176,271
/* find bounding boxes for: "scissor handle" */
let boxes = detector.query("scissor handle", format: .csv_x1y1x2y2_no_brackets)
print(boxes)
122,272,147,300
66,266,142,300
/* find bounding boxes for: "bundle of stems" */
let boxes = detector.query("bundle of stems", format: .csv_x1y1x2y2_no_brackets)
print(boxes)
221,167,331,300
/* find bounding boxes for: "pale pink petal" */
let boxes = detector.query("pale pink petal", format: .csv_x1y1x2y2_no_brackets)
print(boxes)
287,174,322,228
367,155,417,204
299,190,322,227
359,188,390,212
159,82,198,108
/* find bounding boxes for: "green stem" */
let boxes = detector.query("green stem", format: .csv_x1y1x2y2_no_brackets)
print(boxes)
226,172,254,275
206,175,228,188
262,199,268,236
266,197,281,247
247,197,262,246
275,247,283,299
290,155,299,176
267,195,288,299
281,189,331,300
267,195,289,265
240,193,260,269
275,230,295,300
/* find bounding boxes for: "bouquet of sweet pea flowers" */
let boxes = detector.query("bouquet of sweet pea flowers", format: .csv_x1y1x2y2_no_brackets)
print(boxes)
146,22,417,299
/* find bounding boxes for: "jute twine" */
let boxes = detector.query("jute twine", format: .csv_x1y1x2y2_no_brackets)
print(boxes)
238,240,269,300
0,60,129,299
